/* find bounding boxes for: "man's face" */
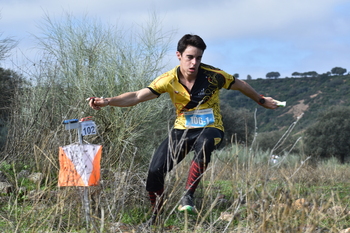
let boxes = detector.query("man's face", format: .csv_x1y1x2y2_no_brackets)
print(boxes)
176,45,203,78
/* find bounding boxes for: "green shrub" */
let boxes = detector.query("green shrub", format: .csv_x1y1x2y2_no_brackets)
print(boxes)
5,13,174,170
304,106,350,163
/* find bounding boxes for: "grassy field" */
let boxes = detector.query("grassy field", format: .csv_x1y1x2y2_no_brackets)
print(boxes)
1,145,350,233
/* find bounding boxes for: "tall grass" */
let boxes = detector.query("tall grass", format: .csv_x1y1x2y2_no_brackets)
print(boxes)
4,12,174,168
2,144,350,232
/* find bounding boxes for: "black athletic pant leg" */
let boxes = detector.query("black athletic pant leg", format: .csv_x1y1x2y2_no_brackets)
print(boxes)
146,128,224,192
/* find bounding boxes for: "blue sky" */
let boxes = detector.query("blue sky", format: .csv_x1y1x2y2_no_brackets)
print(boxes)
0,0,349,79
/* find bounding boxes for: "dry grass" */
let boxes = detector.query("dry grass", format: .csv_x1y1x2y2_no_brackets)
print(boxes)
1,146,350,233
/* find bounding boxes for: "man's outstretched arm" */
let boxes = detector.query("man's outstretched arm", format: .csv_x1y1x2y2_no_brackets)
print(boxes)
89,88,158,110
230,79,278,109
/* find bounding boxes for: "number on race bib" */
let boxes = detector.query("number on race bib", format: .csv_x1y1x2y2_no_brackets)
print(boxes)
184,109,215,128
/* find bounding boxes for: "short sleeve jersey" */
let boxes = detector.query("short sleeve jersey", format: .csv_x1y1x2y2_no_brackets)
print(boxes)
147,63,235,131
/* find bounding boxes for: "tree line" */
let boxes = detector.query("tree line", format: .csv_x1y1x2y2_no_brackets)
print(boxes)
291,67,348,78
244,67,348,80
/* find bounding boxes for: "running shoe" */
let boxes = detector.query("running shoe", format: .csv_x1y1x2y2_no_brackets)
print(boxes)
178,194,197,214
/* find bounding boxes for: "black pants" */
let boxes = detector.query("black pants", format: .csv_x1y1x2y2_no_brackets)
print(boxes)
146,127,224,192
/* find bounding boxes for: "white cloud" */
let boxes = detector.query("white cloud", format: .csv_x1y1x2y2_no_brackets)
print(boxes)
0,0,349,77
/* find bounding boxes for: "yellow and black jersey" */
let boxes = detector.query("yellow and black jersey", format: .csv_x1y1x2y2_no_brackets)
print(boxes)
148,63,235,131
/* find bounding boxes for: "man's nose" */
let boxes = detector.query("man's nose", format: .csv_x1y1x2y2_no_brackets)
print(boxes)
191,58,197,65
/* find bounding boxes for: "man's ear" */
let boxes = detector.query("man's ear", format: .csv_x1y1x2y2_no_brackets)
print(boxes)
176,51,181,60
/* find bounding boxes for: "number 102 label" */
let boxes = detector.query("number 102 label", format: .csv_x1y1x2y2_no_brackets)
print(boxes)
80,121,97,136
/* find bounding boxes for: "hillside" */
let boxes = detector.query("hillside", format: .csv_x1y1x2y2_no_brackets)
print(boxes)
220,74,350,133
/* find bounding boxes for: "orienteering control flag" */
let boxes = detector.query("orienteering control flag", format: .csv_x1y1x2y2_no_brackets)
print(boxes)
58,143,102,186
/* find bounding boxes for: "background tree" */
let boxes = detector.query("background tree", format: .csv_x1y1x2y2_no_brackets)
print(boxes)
247,74,252,80
319,72,331,78
256,130,299,155
0,68,25,149
306,71,318,77
266,71,280,79
291,72,301,78
220,103,254,146
304,106,350,163
331,67,347,76
0,14,19,150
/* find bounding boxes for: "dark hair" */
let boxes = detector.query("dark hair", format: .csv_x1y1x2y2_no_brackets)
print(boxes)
177,34,207,54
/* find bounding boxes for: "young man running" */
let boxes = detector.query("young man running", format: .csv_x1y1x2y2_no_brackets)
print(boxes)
89,34,278,223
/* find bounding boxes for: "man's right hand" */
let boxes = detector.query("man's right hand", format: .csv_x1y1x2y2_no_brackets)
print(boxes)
87,88,158,110
88,97,109,110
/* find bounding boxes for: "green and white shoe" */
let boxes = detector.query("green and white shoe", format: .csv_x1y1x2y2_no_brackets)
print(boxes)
178,194,197,214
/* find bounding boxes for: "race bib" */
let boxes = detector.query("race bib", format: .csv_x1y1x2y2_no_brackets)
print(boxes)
184,108,215,128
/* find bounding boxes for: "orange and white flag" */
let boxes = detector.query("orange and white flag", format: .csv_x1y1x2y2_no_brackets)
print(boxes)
58,144,102,187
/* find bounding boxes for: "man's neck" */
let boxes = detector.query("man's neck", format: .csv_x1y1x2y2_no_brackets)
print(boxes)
178,68,197,82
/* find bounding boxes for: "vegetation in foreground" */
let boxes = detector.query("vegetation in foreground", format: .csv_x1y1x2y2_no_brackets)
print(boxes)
1,147,350,232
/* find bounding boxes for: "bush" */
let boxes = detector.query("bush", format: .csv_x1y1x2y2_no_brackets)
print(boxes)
256,130,299,155
0,68,25,149
220,104,254,146
5,12,174,170
304,106,350,163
